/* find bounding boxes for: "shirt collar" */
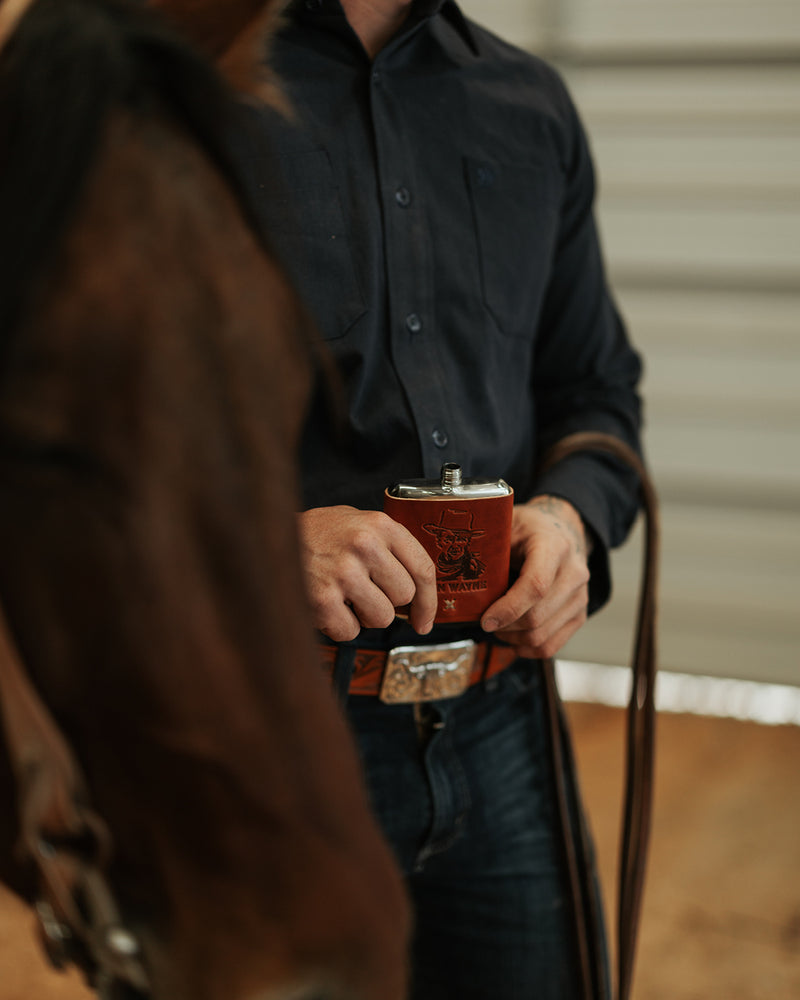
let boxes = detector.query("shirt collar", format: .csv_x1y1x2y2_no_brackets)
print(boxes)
286,0,479,57
423,1,480,55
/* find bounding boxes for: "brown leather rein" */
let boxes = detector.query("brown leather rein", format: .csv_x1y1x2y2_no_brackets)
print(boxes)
540,432,659,1000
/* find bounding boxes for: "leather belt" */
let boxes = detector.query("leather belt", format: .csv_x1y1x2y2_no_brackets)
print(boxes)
320,638,518,703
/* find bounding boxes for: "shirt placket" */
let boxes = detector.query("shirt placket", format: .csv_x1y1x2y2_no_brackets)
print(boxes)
368,55,459,478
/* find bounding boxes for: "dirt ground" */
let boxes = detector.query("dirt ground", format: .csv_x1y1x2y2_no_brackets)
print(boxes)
1,704,798,999
569,704,800,1000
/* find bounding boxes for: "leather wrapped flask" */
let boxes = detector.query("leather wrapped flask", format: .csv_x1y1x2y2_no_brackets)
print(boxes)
384,463,514,624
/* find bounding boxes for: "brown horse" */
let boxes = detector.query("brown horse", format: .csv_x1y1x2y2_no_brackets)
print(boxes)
0,1,409,998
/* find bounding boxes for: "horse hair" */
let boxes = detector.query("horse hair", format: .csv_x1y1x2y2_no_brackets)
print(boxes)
0,0,270,346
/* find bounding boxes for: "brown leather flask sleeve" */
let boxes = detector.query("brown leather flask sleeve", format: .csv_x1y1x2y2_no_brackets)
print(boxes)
384,490,513,624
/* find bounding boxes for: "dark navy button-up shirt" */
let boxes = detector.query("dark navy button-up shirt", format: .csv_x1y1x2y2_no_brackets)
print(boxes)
235,0,644,612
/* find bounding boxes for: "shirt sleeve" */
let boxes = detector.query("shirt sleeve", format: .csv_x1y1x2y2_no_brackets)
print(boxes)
532,77,644,614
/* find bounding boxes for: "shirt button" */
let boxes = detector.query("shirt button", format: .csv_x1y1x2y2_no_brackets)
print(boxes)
395,187,411,208
476,165,496,188
432,428,448,448
305,0,322,9
405,313,422,333
371,70,381,85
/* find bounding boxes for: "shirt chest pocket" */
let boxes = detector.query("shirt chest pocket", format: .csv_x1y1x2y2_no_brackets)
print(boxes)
260,148,367,342
464,157,560,339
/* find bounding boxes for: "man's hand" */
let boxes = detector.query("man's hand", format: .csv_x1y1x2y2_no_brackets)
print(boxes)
481,496,592,659
298,506,438,641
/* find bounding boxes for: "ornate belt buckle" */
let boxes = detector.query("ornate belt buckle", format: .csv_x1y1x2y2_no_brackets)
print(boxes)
379,640,477,704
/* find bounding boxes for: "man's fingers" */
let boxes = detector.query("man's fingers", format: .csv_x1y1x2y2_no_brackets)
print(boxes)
481,560,557,632
384,520,438,633
348,588,404,633
299,507,437,637
490,576,587,633
315,571,408,637
494,607,588,659
405,560,437,635
533,611,587,659
317,602,363,643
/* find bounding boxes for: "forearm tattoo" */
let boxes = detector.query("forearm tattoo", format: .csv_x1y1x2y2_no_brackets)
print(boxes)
529,495,590,558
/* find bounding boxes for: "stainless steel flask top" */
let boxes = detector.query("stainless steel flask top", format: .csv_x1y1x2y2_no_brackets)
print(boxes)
387,463,512,500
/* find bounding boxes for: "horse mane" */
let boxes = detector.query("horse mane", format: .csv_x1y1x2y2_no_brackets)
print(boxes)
0,0,272,343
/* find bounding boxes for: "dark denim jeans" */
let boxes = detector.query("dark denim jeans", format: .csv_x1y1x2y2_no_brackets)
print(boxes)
345,659,605,1000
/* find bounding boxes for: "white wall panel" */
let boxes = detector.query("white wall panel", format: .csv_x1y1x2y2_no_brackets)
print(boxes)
558,0,800,55
600,200,800,286
566,65,800,123
457,0,551,48
563,506,800,685
618,286,798,354
643,346,799,426
590,126,800,198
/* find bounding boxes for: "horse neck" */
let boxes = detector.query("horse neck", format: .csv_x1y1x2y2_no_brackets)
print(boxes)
150,0,281,62
0,105,408,1000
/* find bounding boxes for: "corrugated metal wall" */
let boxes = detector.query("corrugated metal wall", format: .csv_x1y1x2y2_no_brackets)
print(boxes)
459,0,800,685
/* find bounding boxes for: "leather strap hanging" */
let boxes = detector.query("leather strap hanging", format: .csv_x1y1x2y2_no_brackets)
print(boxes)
0,607,150,997
539,431,660,1000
